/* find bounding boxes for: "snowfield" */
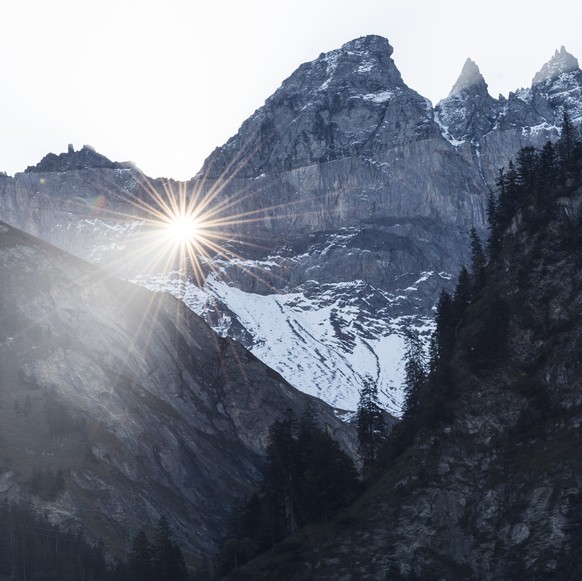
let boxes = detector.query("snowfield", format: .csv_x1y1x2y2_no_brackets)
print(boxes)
132,270,437,417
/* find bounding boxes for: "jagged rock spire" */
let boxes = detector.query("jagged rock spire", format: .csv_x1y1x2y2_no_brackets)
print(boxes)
436,58,497,143
533,46,579,85
449,58,488,95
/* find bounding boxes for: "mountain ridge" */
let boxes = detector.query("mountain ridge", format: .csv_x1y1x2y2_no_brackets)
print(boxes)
1,35,582,417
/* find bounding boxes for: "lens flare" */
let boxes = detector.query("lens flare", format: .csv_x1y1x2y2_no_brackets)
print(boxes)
97,171,296,292
57,135,323,408
165,213,199,245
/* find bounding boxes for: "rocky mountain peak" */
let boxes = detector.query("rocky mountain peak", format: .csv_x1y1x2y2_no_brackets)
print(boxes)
449,57,489,96
24,145,134,173
435,58,497,143
532,46,579,85
200,35,435,179
283,34,403,100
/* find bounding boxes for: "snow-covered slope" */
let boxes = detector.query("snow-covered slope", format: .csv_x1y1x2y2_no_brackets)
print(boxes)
132,267,441,416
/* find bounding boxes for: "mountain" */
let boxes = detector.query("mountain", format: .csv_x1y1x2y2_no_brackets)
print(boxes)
2,32,582,576
0,220,356,562
218,118,582,580
1,37,582,417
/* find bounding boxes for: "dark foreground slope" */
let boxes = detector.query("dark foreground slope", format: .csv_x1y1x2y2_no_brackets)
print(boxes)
0,221,356,563
222,145,582,579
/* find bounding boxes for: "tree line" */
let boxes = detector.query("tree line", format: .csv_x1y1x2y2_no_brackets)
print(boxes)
388,112,582,457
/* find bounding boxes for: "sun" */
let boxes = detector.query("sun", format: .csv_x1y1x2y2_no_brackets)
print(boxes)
112,179,232,286
165,213,200,245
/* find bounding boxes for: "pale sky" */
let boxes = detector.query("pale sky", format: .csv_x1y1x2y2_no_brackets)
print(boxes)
1,0,581,180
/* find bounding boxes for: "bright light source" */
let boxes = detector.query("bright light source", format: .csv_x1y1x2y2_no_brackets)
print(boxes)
167,214,199,245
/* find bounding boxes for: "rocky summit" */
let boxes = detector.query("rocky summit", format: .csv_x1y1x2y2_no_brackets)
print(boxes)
1,36,582,417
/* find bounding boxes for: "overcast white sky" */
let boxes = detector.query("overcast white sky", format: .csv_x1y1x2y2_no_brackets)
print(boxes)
1,0,581,180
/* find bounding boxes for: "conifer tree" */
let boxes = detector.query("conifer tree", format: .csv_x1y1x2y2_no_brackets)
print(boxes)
430,290,455,370
558,110,575,169
262,410,299,537
537,140,558,206
356,378,387,471
402,328,427,421
486,188,502,259
152,516,187,581
453,265,472,319
498,161,519,224
516,145,538,194
296,419,358,522
469,227,486,288
129,530,154,581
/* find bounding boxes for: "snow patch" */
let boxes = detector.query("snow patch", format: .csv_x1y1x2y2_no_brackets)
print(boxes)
320,51,340,91
357,61,374,74
361,90,394,103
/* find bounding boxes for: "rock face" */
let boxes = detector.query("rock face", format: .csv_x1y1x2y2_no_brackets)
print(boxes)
1,36,582,415
0,221,356,561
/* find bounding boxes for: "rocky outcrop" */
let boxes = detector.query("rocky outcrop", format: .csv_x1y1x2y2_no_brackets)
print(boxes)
24,144,135,173
0,221,357,561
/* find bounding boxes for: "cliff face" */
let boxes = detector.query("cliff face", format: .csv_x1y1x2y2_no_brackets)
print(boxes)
196,36,485,256
1,37,581,415
0,221,356,561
